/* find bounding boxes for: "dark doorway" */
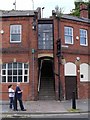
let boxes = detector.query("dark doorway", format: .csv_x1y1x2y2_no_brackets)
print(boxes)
38,59,55,100
65,76,78,100
41,60,53,78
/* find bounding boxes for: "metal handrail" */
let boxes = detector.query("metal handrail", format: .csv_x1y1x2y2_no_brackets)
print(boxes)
38,60,43,92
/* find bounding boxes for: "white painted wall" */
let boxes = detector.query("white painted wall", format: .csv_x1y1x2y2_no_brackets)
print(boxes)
80,63,90,82
64,62,77,76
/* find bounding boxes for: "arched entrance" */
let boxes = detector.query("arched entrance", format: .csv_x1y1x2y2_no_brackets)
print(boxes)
38,57,55,100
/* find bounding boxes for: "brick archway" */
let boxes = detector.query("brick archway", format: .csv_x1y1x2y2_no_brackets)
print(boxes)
38,57,55,100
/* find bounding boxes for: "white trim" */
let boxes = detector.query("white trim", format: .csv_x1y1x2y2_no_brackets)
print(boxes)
80,44,88,47
80,29,88,46
64,26,74,45
10,25,22,43
1,62,29,83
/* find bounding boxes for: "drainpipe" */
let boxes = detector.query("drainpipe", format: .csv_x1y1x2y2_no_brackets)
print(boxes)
57,15,61,101
32,49,35,99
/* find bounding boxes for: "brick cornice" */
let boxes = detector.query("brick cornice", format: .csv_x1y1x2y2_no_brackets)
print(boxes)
62,48,90,55
1,47,29,54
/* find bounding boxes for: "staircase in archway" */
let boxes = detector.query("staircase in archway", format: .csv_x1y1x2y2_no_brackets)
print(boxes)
38,77,55,100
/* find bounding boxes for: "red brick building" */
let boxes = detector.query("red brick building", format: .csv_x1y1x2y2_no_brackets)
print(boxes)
0,4,90,101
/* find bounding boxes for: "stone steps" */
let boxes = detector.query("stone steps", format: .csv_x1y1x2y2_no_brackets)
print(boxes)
39,77,55,100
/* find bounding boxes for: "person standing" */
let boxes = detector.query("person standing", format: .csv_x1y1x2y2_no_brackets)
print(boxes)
8,84,15,109
15,82,26,111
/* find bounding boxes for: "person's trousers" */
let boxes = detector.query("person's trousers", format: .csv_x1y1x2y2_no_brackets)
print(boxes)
17,98,24,110
9,97,14,109
14,96,17,110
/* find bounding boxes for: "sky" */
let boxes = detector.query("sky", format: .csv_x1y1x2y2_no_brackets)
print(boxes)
0,0,76,18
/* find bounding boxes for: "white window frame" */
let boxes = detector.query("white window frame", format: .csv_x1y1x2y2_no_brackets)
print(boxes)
80,29,88,46
64,26,73,44
10,25,22,43
1,62,29,83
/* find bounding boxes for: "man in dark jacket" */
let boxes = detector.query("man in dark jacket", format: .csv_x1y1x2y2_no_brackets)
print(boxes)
15,82,26,111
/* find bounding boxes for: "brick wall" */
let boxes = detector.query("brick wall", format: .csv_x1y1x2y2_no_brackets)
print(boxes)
1,13,90,101
53,16,89,100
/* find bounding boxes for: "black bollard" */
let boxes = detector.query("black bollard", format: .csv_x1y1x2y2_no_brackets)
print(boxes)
72,91,76,109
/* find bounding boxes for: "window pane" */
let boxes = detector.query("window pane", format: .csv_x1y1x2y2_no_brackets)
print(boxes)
24,64,28,68
8,76,12,82
65,36,72,43
24,76,27,82
80,38,86,44
13,63,17,68
18,63,22,68
13,76,17,82
11,34,20,41
38,24,53,50
2,70,6,75
18,70,22,75
2,64,6,69
13,70,17,75
8,70,12,75
64,27,73,44
18,76,22,82
8,63,12,69
2,76,6,82
11,25,21,34
80,29,87,45
25,70,28,75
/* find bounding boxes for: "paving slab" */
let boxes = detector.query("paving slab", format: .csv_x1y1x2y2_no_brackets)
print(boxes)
0,99,89,114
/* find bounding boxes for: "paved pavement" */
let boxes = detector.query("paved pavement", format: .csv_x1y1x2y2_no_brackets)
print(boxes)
0,99,89,114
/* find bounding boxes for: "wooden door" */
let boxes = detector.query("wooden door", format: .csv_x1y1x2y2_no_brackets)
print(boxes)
65,76,78,100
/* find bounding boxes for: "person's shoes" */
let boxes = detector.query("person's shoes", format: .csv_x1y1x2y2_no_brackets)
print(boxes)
21,109,26,111
13,109,18,111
